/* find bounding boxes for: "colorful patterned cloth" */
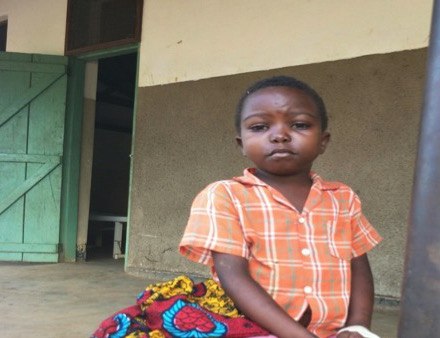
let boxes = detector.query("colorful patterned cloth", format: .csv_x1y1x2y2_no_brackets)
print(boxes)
91,275,270,338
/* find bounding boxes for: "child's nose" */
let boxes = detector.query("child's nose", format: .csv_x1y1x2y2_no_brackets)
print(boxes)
270,125,291,143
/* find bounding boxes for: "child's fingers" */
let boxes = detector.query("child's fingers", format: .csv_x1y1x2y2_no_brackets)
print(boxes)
337,332,365,338
337,325,380,338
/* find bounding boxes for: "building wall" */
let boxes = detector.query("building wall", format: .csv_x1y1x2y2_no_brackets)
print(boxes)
1,1,432,87
0,0,67,54
127,48,426,299
139,0,432,86
76,62,98,260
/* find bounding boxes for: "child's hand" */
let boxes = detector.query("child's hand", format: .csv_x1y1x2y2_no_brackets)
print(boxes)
335,325,380,338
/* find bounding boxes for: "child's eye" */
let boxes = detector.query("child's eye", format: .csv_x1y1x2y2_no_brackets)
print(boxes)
249,124,268,132
292,122,309,130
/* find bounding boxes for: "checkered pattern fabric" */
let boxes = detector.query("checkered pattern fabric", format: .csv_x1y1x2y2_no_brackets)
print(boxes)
180,168,382,337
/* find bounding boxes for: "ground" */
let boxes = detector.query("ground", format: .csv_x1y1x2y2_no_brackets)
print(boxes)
0,258,399,338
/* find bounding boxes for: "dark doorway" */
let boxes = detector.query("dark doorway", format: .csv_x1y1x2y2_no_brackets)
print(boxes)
87,52,137,259
0,20,7,51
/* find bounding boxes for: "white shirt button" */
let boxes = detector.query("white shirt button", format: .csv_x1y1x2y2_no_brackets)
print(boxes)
304,286,313,294
298,217,305,224
301,248,311,256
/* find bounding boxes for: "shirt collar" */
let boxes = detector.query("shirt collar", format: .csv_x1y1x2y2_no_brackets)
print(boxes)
233,168,341,191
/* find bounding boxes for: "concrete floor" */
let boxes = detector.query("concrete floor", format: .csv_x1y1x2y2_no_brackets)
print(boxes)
0,257,400,338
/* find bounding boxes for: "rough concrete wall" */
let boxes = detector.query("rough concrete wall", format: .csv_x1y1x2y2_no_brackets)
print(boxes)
127,49,426,299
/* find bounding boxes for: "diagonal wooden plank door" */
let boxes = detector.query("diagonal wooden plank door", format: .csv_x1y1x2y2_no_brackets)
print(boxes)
0,52,67,262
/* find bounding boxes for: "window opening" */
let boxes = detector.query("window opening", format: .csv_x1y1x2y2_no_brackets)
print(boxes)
65,0,142,55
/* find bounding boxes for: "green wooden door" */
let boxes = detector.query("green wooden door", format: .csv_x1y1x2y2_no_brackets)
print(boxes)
0,52,67,262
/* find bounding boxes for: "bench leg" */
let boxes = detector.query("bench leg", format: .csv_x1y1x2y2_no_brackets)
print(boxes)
113,222,124,259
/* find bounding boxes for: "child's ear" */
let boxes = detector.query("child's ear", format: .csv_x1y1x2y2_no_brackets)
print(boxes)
235,136,245,156
319,131,331,154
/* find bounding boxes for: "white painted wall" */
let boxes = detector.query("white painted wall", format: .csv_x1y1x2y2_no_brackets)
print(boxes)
139,0,432,86
0,0,67,55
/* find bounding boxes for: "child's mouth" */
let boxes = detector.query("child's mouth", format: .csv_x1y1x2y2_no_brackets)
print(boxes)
268,149,296,158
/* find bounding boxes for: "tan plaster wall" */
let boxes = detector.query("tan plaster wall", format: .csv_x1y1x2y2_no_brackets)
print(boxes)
139,0,432,86
76,98,96,258
0,0,67,54
0,0,431,89
77,62,98,258
127,48,426,298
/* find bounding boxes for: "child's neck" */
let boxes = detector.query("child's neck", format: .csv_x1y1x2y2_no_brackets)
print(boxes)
254,170,313,213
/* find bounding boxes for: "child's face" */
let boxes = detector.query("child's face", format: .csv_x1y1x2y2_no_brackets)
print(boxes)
236,86,330,178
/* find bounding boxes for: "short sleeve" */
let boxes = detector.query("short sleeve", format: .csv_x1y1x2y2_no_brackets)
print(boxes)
179,181,250,266
350,193,383,257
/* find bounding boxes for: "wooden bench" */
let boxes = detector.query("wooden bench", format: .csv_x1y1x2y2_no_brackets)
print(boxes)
89,213,127,259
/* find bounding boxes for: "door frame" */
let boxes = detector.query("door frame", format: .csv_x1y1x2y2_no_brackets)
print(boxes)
60,57,85,262
60,43,139,262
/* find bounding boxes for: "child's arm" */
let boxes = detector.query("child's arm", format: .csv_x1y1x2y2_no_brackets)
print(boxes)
213,251,317,338
337,253,374,338
346,253,374,327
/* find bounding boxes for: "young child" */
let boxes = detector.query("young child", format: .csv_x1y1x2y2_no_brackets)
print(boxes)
179,76,382,338
92,76,382,338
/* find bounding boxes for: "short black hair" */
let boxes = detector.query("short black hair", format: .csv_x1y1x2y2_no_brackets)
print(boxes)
235,75,328,133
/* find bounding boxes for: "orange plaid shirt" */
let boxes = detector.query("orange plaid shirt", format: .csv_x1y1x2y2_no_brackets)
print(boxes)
179,168,382,337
